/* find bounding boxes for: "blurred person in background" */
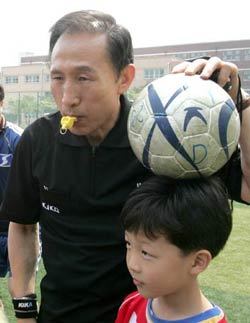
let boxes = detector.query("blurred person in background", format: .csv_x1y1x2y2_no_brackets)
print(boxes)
0,84,22,322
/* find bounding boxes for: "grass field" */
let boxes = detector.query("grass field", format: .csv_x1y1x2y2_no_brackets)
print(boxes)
0,202,249,322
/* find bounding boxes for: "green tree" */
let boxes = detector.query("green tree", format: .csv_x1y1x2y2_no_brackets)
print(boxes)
126,86,144,102
5,92,57,127
38,92,57,116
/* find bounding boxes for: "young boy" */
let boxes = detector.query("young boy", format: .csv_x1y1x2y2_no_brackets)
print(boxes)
116,175,232,322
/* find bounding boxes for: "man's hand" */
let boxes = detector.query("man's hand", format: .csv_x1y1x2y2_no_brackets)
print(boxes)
172,56,239,103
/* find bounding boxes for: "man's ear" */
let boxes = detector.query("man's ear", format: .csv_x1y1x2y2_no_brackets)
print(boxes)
117,64,135,95
190,250,212,275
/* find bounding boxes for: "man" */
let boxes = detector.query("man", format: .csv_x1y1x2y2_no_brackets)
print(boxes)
0,10,249,323
0,84,22,322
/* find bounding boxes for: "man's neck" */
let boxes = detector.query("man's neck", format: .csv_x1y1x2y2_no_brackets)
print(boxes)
87,107,121,146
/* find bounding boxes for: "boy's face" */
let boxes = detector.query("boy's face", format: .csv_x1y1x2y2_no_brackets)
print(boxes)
125,230,196,299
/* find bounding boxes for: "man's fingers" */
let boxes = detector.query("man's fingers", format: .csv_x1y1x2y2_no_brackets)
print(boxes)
199,57,222,79
171,61,190,73
184,58,208,75
171,57,240,102
172,58,214,76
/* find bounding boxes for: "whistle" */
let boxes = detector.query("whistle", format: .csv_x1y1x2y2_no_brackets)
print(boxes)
60,116,77,135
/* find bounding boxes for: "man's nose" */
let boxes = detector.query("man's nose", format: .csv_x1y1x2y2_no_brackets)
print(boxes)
61,82,81,109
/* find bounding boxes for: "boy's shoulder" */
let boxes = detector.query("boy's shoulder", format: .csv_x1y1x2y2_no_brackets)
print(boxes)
115,291,148,323
115,293,228,323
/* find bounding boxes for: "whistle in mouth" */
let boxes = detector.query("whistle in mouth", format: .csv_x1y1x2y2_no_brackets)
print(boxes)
60,116,77,135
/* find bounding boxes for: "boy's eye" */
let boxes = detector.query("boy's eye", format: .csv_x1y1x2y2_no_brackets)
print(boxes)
142,250,154,259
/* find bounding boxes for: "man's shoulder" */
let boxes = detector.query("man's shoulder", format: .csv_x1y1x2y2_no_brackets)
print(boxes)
25,111,60,134
32,111,60,127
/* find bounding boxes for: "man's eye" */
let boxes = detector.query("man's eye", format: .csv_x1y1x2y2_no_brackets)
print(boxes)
52,76,63,80
79,76,88,81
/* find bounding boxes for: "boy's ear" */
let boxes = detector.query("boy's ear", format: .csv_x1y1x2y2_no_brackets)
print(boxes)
190,250,212,275
117,64,135,94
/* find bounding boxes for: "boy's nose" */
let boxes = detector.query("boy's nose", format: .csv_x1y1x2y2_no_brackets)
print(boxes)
127,253,141,273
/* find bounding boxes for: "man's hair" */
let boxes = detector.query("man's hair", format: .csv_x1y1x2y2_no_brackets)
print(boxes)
0,85,4,102
121,176,232,258
49,10,134,75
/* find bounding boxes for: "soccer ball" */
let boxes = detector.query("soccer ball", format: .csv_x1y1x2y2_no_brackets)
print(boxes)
128,73,240,178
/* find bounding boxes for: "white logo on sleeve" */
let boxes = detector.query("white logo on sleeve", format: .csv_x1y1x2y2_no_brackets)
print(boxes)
129,312,137,323
0,154,13,167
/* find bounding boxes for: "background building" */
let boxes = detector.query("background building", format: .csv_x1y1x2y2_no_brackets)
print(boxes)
1,39,249,127
0,56,53,126
133,39,250,91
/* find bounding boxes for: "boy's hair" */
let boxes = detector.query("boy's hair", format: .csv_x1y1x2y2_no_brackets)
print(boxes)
0,85,4,102
49,10,134,76
121,176,232,258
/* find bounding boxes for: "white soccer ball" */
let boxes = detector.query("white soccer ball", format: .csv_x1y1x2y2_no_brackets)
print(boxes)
128,73,240,178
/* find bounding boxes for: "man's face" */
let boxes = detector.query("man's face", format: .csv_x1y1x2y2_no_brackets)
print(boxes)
50,32,131,141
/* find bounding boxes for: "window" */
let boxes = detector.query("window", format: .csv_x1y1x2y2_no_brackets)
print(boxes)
244,49,250,60
174,51,209,61
5,75,18,84
174,53,189,60
222,50,241,61
144,68,165,80
43,74,50,82
25,75,40,83
242,70,250,81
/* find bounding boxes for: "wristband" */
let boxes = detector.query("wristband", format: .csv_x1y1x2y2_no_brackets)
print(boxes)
12,293,38,319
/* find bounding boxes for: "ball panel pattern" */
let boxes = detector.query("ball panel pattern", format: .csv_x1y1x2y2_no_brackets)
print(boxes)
128,73,240,178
